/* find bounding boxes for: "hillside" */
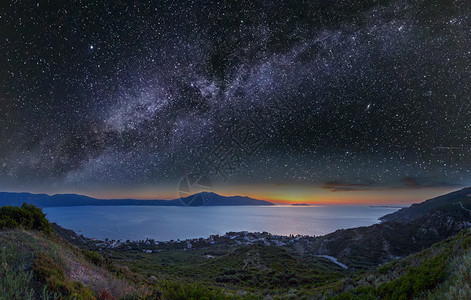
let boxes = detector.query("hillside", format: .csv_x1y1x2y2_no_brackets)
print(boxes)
0,204,250,299
7,219,471,299
380,187,471,223
0,204,342,299
0,204,143,299
3,188,471,298
0,230,143,299
47,204,471,299
316,229,471,299
307,195,471,268
0,191,274,208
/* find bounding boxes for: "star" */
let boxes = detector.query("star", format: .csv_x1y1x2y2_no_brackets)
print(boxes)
0,0,469,195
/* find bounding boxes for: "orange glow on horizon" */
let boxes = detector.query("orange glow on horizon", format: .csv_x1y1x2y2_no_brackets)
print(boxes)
217,184,460,206
22,184,463,206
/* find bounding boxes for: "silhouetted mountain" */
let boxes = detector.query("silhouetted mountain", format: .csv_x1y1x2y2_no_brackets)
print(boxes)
0,191,274,208
379,187,471,223
179,192,274,206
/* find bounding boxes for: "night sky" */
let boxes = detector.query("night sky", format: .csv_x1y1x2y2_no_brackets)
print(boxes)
1,0,470,203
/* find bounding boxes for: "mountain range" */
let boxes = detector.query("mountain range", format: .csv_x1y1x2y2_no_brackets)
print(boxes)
0,191,274,207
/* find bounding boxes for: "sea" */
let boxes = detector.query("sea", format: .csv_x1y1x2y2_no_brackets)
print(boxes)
43,205,400,241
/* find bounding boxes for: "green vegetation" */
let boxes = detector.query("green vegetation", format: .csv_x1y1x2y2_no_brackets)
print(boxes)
157,281,234,300
0,229,140,299
107,242,345,298
0,234,35,300
82,249,105,266
431,249,471,299
2,203,471,299
0,203,52,233
318,230,471,299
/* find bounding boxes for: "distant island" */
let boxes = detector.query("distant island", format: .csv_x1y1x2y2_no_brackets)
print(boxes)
0,191,275,208
291,203,310,206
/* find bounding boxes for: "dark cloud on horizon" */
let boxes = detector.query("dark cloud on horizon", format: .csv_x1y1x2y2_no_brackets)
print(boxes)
321,180,376,192
321,177,464,192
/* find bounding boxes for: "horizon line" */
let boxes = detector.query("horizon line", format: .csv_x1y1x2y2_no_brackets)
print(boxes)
1,188,464,206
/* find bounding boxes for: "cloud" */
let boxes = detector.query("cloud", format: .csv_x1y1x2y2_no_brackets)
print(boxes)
321,178,464,193
399,177,463,190
321,180,377,192
403,177,421,188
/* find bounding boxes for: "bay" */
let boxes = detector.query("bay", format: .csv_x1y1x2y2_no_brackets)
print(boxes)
44,205,400,241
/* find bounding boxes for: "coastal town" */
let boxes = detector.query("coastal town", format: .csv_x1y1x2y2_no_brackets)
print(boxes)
59,228,355,270
83,231,315,252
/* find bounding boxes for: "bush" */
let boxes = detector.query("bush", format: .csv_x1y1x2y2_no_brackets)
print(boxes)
83,249,104,266
0,203,52,233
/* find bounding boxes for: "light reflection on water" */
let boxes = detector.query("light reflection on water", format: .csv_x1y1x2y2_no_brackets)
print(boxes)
44,205,400,241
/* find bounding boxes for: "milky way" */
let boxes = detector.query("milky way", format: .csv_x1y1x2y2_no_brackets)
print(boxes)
1,0,470,194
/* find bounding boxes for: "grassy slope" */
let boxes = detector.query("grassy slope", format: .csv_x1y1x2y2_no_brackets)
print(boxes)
307,198,471,269
109,228,471,299
0,230,141,299
3,198,471,299
5,228,471,299
0,228,276,299
46,197,471,298
313,229,471,299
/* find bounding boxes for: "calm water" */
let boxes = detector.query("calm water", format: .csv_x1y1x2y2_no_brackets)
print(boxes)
44,205,400,241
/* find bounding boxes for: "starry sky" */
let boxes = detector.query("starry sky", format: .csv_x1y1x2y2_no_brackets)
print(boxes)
1,0,470,204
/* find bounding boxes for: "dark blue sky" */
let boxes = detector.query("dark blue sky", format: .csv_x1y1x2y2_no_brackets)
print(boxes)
0,0,470,200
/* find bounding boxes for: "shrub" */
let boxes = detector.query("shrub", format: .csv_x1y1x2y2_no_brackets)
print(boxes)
0,203,52,233
83,249,104,266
